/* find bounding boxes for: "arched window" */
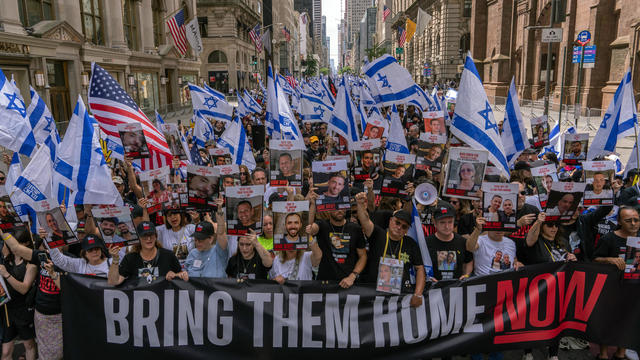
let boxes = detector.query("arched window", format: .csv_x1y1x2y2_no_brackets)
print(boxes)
152,0,165,47
208,50,228,63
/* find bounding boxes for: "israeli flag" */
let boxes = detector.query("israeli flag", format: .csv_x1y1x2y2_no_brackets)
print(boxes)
266,63,281,138
320,77,336,105
502,78,530,166
588,69,637,159
14,145,52,204
299,92,332,123
243,89,262,113
276,76,306,149
278,74,293,96
386,104,409,154
0,69,37,157
258,77,267,94
328,77,361,148
26,87,59,145
408,200,434,277
154,110,165,128
217,117,256,170
541,121,576,157
189,83,233,122
204,83,226,101
236,93,250,119
451,53,510,177
408,84,436,112
53,95,122,205
5,153,21,195
357,81,376,107
192,110,214,149
362,54,421,106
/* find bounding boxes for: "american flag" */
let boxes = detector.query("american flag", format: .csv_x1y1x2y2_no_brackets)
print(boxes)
285,71,297,89
383,5,391,22
249,23,263,53
88,63,172,170
166,9,188,56
398,26,407,47
282,26,291,42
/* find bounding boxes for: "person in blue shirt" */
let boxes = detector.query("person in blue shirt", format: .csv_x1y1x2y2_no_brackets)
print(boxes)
184,211,228,278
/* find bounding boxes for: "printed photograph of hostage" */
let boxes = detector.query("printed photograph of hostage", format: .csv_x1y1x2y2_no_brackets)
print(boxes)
272,201,309,251
36,204,78,249
118,122,150,159
313,160,350,212
545,182,585,221
225,185,264,236
562,133,588,165
270,150,303,187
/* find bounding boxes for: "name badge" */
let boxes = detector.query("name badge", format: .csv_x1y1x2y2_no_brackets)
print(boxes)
193,259,203,268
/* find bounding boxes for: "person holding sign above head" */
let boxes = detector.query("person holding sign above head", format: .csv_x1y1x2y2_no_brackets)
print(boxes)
184,210,228,279
306,191,367,288
354,192,425,307
226,230,272,280
108,221,186,285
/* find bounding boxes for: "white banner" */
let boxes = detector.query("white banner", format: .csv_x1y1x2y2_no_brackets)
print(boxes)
185,17,203,56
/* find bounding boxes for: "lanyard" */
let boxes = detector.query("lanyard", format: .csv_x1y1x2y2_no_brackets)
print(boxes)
382,231,403,259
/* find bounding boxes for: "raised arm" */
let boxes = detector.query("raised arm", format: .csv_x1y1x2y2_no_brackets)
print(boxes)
252,232,273,268
309,238,322,267
124,157,143,199
214,199,228,250
465,217,485,252
1,232,34,262
355,192,374,237
0,263,37,295
107,246,125,286
526,212,546,247
364,179,376,213
48,247,86,273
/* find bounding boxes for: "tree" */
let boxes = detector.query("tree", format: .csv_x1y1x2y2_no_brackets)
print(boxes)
365,41,389,61
338,66,354,75
319,67,329,75
303,55,318,77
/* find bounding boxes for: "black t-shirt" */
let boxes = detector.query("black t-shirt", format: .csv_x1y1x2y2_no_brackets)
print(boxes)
316,220,366,281
31,250,61,315
5,260,29,309
426,233,473,281
366,225,423,288
225,252,271,280
520,236,570,265
458,212,477,235
119,248,181,281
593,232,628,259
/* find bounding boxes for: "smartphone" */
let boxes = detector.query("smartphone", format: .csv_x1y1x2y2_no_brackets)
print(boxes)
37,252,50,264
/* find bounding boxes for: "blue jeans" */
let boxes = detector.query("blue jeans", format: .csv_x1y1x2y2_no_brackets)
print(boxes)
471,353,504,360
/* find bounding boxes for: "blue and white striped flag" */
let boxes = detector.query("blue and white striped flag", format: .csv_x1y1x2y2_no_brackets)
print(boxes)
189,83,233,122
193,110,214,149
243,89,262,113
276,75,305,149
26,87,59,145
0,69,37,157
451,53,510,177
154,110,165,128
14,145,52,204
320,77,336,106
5,153,21,195
328,77,361,149
540,120,576,157
502,78,530,167
408,200,434,277
386,104,409,154
266,62,281,138
217,117,256,170
299,92,332,123
588,69,637,159
362,54,422,106
53,96,122,205
204,83,226,101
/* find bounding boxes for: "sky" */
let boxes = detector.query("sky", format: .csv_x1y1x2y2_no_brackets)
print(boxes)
322,0,343,70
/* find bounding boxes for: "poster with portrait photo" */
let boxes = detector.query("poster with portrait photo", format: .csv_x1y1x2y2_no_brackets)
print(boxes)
313,160,350,212
563,133,589,165
583,161,615,206
624,237,640,281
225,185,264,236
209,147,231,166
422,114,447,143
352,139,381,184
160,124,188,160
187,165,220,209
217,164,241,194
545,182,586,221
139,166,171,216
436,250,458,280
531,164,559,209
36,200,78,249
165,183,187,210
381,151,416,199
270,140,303,187
363,123,384,139
272,201,309,251
443,147,489,200
0,188,26,235
531,115,550,148
481,182,519,231
92,206,139,247
376,257,403,295
117,122,149,159
415,137,446,175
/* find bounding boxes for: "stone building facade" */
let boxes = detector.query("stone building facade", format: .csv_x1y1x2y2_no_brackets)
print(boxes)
471,0,640,108
0,0,201,128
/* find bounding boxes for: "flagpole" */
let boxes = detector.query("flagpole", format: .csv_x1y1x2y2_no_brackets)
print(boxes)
163,6,184,21
439,127,454,198
634,123,640,175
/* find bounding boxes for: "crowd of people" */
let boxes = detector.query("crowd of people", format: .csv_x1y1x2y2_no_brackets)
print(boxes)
0,81,637,360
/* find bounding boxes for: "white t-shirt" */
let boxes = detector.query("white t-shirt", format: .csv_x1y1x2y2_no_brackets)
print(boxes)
156,224,195,251
269,252,313,280
473,234,517,276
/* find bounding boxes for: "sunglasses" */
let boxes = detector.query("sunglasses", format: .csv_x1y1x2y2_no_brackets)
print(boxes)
545,222,559,228
449,200,459,205
0,177,5,181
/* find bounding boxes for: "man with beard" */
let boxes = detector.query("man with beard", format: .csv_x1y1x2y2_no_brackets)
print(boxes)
354,151,379,183
307,198,367,288
565,140,586,161
282,213,304,244
100,217,126,245
275,153,298,185
321,173,347,204
117,222,135,242
354,192,425,307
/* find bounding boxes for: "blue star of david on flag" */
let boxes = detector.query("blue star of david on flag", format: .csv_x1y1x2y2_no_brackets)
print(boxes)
4,92,26,117
313,105,325,117
376,73,391,88
479,101,497,134
204,96,219,110
600,113,611,129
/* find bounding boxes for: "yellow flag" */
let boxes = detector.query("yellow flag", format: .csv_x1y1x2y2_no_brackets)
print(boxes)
406,18,417,42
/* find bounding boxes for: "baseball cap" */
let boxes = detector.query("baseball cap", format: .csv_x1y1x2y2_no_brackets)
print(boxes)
310,136,319,143
136,221,156,237
433,201,456,220
112,176,124,185
392,210,412,225
82,234,105,252
193,221,214,240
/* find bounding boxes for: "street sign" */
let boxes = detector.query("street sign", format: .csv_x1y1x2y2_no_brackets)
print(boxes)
576,30,591,46
542,28,563,43
572,45,596,63
396,47,404,54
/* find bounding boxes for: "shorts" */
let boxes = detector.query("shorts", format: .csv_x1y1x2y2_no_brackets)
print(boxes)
3,306,35,343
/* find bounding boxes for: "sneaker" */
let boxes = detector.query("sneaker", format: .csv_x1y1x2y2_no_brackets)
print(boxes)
522,353,534,360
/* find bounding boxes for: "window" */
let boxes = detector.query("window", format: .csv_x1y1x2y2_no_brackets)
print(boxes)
463,0,472,18
208,50,227,63
180,74,197,105
18,0,54,27
152,0,165,47
131,72,158,111
198,17,208,38
80,0,104,44
123,0,138,50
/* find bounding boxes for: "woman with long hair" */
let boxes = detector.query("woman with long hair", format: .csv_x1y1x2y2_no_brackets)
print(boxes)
156,209,196,263
239,165,252,185
226,231,273,279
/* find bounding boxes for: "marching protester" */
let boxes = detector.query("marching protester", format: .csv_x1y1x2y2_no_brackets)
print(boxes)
225,230,272,279
184,212,228,279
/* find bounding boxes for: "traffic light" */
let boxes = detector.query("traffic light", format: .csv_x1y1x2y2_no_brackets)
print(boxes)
251,56,257,66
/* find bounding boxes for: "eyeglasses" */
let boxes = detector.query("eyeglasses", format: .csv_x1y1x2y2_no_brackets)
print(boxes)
623,218,640,224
